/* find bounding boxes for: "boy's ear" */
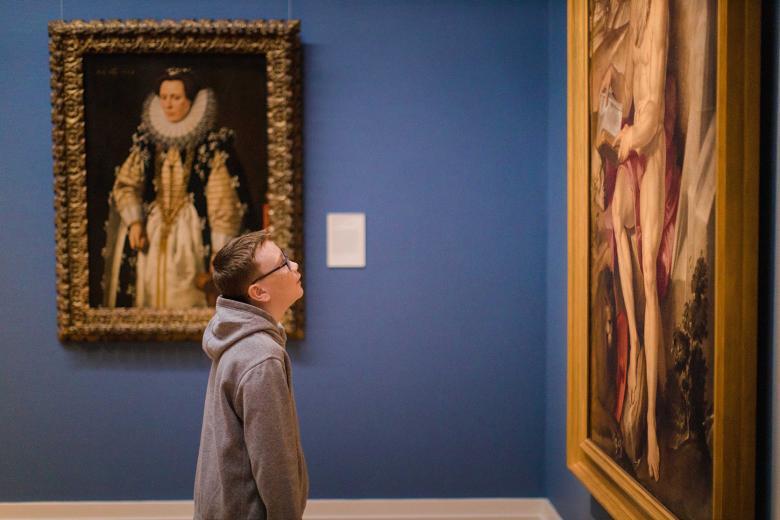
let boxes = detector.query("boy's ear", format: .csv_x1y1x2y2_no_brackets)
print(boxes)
247,283,270,303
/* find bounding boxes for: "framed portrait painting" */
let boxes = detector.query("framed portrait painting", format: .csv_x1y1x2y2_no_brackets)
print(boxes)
49,20,303,341
567,0,759,518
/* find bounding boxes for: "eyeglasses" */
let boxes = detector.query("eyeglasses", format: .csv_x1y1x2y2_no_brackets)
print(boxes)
248,249,291,285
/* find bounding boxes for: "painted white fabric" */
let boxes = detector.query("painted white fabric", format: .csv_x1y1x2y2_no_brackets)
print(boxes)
136,201,207,309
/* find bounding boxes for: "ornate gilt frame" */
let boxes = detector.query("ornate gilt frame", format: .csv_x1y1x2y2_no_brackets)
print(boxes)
49,19,304,341
567,0,759,518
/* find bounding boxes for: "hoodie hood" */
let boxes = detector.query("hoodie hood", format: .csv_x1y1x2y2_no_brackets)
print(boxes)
203,296,287,361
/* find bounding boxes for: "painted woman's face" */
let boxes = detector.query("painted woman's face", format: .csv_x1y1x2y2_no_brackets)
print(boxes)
158,80,192,123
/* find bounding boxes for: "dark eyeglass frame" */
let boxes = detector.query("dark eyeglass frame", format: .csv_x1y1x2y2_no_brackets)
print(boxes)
248,249,291,286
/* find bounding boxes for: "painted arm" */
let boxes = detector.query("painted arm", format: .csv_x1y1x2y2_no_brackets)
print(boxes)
626,2,668,154
205,150,245,255
112,147,148,251
112,147,144,227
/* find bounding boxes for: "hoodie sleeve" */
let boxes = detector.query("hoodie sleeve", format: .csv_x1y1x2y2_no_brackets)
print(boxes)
235,358,306,520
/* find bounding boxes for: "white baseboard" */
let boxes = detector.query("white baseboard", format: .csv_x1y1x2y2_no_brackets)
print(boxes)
0,498,561,520
306,499,561,519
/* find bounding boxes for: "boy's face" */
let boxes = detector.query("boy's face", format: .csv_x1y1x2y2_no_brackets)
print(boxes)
249,240,303,309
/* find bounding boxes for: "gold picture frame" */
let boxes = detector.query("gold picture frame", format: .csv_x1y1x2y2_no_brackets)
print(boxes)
49,19,304,341
567,0,758,518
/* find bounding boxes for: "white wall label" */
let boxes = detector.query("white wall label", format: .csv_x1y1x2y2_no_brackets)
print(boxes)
327,213,366,268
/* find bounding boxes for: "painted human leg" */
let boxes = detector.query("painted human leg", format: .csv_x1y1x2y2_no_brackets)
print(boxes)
612,166,648,464
639,151,665,482
612,167,639,372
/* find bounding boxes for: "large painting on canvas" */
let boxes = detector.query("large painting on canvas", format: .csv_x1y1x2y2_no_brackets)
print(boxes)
567,0,759,518
587,0,716,517
49,20,304,341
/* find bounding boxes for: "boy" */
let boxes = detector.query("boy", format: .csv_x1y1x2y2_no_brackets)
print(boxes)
194,230,308,519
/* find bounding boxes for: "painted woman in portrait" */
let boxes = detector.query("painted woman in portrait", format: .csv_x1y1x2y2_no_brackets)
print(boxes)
102,68,255,309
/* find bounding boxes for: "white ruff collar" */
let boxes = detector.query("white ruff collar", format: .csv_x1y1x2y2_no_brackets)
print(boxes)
142,88,216,148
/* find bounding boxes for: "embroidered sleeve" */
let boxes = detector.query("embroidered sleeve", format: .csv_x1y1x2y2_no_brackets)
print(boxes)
112,147,145,227
206,149,245,253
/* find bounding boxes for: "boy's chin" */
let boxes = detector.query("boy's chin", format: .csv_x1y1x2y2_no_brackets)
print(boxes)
289,287,303,302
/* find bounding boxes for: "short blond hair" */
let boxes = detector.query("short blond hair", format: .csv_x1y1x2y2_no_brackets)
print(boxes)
212,230,270,300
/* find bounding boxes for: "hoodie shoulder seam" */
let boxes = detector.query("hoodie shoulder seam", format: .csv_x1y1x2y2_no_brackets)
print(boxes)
233,356,286,402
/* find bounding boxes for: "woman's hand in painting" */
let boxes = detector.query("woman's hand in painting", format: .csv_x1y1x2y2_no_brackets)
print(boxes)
613,124,633,163
128,221,148,252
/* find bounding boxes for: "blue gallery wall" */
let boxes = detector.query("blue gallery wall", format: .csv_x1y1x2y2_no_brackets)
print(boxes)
0,0,549,500
543,1,591,518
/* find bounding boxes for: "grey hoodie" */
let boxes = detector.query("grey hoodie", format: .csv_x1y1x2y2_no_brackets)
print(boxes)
194,297,308,520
